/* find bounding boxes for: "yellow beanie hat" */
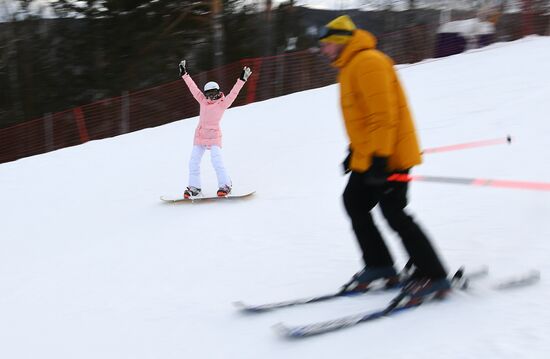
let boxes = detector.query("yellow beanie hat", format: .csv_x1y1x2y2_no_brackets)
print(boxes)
318,15,356,44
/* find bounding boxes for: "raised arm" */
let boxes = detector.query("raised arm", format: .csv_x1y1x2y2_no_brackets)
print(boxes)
223,66,252,108
179,60,205,103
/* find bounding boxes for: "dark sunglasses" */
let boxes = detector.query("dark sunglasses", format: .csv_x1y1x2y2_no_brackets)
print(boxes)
318,27,354,41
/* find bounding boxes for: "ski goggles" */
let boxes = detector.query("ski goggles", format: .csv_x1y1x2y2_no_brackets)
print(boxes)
204,89,221,100
318,27,354,42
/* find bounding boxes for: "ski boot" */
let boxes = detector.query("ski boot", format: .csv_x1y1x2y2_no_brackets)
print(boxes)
400,277,452,305
184,186,201,199
217,184,232,197
346,266,400,292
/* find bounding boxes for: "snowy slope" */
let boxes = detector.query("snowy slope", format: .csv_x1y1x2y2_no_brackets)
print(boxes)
1,36,550,359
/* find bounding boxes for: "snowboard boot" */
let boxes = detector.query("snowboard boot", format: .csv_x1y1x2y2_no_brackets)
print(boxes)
184,186,201,199
217,184,232,197
347,266,400,292
400,277,452,305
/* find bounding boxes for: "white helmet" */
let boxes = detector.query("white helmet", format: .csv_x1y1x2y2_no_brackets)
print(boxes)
204,81,220,92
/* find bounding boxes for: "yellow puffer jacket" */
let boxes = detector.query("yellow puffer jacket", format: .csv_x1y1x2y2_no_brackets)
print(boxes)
332,29,422,172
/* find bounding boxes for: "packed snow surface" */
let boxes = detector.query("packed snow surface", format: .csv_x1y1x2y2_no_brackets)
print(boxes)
1,36,549,358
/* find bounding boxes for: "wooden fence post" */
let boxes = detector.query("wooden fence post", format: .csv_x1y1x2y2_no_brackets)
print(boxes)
43,112,54,151
73,107,90,143
245,58,262,104
121,91,130,134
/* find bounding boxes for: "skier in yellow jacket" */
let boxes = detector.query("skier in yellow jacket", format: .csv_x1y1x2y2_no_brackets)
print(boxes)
319,15,450,300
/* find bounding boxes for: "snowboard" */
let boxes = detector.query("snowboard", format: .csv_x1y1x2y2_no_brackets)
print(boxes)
160,190,255,203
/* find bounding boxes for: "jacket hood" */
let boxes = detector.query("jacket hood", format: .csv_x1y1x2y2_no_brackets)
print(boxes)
332,29,378,68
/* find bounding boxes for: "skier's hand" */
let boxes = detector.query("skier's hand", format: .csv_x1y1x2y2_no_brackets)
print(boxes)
342,148,351,174
240,66,252,81
363,156,388,186
179,60,187,77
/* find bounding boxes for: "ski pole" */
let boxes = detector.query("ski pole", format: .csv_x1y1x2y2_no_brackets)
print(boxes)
387,173,550,192
422,135,512,155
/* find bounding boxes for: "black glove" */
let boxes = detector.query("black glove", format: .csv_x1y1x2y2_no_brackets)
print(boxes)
342,148,351,174
240,66,252,81
363,156,388,186
179,60,187,77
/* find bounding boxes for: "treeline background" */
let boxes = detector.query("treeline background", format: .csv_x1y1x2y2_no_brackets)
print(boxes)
1,0,549,129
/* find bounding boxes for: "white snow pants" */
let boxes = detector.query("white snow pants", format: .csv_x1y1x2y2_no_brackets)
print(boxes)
188,145,231,189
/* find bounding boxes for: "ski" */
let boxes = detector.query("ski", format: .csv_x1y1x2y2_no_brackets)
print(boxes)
493,270,540,290
234,262,414,313
234,290,379,313
274,266,506,338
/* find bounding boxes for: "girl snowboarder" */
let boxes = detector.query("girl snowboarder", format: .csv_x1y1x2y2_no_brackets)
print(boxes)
179,60,252,198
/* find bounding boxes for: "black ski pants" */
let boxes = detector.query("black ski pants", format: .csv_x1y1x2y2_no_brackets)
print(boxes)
343,171,447,279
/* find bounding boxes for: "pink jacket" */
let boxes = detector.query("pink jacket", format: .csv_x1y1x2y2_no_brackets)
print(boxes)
182,74,245,147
